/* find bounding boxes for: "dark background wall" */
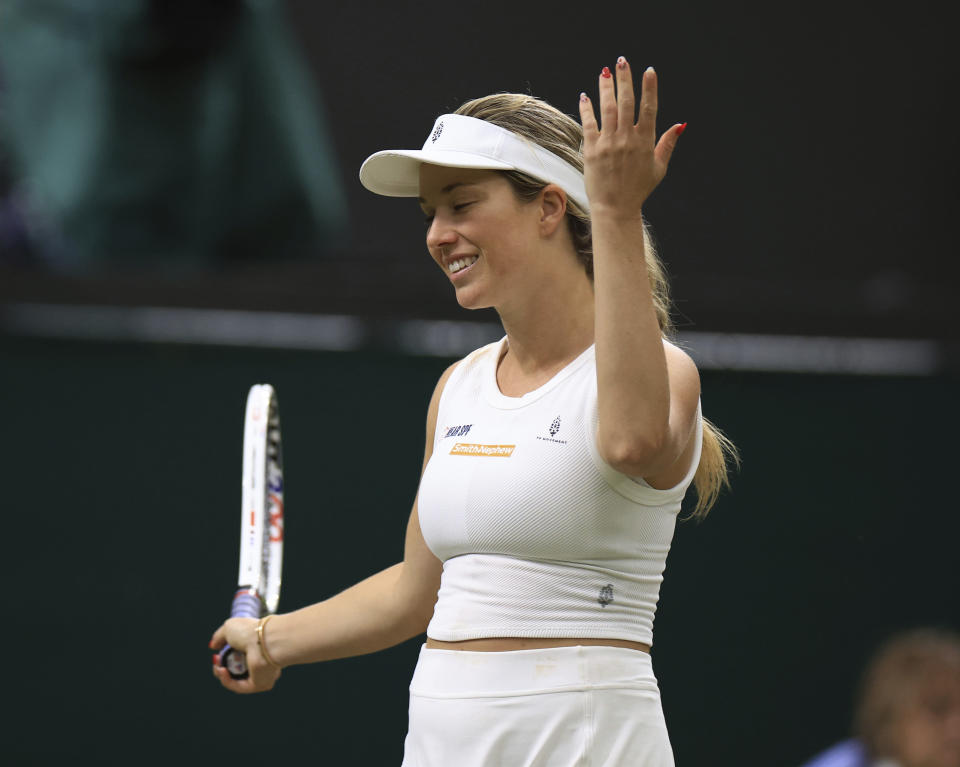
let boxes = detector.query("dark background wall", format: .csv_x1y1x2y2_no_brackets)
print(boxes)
281,0,959,341
1,0,958,764
4,336,957,765
2,0,957,343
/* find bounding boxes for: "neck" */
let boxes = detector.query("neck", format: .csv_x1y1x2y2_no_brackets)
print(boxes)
496,268,595,375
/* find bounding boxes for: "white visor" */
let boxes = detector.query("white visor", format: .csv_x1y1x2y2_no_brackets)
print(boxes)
359,114,590,213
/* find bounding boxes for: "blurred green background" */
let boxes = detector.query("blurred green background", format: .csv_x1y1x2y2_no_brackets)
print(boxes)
4,335,956,765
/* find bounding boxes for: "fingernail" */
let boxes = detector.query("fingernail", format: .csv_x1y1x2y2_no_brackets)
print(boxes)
208,640,215,649
580,92,588,103
677,122,688,136
646,66,656,74
617,56,627,69
601,66,612,79
212,654,219,665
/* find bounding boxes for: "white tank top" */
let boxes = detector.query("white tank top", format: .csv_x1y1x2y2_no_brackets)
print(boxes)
418,337,702,646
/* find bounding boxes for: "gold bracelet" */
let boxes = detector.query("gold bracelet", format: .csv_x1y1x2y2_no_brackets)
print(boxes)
256,614,281,669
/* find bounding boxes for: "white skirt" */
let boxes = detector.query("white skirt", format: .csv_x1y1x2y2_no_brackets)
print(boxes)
401,644,675,767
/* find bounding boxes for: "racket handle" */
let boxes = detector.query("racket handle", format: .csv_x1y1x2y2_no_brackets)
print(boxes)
217,590,263,680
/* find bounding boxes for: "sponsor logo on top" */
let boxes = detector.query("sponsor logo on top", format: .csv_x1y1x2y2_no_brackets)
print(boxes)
443,424,472,439
536,415,568,445
450,443,515,458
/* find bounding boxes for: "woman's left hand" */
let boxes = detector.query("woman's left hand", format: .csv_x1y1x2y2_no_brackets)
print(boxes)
578,57,685,217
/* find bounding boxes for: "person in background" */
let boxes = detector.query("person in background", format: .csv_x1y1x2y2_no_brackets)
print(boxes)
801,628,960,767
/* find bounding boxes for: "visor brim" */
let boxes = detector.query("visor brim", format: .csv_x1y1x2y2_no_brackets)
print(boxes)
359,149,515,198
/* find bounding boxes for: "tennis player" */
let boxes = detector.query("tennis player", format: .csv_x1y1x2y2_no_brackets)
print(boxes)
211,56,737,765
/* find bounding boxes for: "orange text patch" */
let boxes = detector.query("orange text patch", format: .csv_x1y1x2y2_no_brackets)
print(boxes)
450,443,516,458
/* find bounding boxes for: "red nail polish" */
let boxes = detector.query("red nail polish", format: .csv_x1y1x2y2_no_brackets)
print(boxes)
580,92,588,103
601,66,612,79
617,56,627,69
677,122,688,136
212,654,219,665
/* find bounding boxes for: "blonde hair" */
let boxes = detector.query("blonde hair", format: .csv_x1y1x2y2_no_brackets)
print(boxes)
455,93,738,519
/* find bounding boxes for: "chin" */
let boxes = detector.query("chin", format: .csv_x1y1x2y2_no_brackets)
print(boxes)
453,287,492,311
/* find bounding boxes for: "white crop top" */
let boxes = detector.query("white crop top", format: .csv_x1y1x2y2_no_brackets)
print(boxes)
417,337,702,646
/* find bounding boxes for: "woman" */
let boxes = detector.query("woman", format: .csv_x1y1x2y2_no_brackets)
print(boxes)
211,56,736,766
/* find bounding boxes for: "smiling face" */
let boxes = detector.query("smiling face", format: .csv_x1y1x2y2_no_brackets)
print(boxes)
418,164,543,311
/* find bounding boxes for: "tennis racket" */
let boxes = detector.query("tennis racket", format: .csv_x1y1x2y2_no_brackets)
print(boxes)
218,384,285,679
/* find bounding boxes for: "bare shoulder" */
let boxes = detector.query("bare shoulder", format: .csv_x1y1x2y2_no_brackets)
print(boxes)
424,359,464,444
427,342,495,412
639,339,702,489
428,360,461,411
662,338,701,398
425,341,498,436
438,359,461,388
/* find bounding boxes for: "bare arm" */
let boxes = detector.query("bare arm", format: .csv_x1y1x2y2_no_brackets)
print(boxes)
211,361,458,692
579,57,700,482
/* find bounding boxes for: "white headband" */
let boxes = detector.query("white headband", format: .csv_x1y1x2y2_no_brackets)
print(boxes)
359,114,589,213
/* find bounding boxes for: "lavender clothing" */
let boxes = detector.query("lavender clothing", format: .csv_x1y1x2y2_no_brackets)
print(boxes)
800,740,871,767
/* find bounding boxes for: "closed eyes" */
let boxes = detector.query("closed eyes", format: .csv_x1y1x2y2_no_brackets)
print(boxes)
423,202,475,227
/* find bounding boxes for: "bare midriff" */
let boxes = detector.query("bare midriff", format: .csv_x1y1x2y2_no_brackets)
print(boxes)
425,637,651,653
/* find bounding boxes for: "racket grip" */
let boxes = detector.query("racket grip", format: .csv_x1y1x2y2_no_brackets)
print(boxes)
218,590,263,680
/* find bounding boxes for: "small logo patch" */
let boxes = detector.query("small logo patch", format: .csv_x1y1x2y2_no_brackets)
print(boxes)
537,415,568,445
450,443,515,457
598,584,614,608
431,122,444,143
443,424,472,439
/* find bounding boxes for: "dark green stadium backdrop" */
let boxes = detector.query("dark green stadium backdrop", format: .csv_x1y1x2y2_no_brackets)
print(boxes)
4,337,957,765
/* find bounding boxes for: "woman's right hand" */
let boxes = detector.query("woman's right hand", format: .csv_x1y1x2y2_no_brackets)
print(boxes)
209,617,282,693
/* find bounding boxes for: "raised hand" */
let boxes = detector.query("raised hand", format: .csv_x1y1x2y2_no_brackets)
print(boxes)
578,57,685,217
